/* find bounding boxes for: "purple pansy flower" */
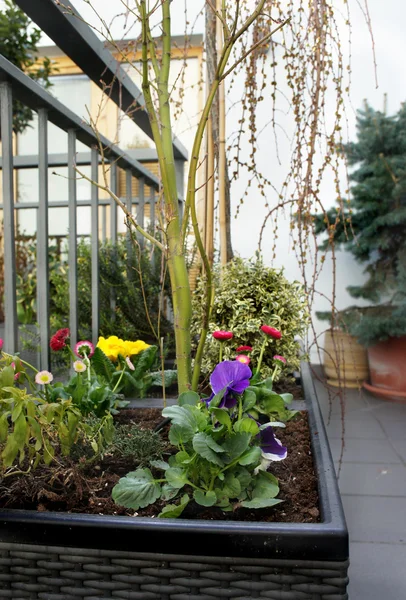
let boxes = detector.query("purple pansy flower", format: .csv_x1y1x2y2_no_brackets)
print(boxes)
209,360,252,409
259,424,287,461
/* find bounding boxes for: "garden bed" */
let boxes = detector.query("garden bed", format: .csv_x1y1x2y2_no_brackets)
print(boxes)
0,409,319,524
0,362,349,599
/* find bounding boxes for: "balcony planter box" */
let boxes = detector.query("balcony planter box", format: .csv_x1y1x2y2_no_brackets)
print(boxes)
0,361,349,599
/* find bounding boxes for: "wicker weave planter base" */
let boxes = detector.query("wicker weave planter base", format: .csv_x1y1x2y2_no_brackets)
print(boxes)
0,543,349,599
0,363,349,599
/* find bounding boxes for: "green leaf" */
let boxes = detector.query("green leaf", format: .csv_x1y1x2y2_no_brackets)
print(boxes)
241,498,282,509
43,439,55,465
193,489,217,507
168,424,193,446
158,494,190,518
238,446,261,466
208,385,228,408
252,471,280,499
233,418,259,436
1,434,19,467
149,369,178,389
150,459,170,471
0,366,15,388
242,389,257,411
161,483,179,501
91,347,116,382
178,391,200,406
209,408,231,431
162,405,198,440
0,412,10,442
279,393,293,405
13,413,27,446
133,346,158,380
192,432,224,466
175,451,193,465
259,377,274,390
222,432,251,461
222,473,241,498
112,468,161,510
165,467,189,489
234,466,251,489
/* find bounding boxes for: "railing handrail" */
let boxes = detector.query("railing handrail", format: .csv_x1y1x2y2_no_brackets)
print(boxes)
14,0,188,162
0,54,160,191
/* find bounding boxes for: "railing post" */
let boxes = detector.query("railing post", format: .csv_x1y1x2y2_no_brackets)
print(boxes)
137,176,145,249
110,162,117,321
0,81,18,354
67,129,78,347
126,169,133,280
91,147,99,346
110,162,117,243
37,107,50,369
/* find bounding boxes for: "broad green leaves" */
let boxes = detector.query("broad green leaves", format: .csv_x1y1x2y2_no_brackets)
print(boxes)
112,468,161,509
193,432,224,466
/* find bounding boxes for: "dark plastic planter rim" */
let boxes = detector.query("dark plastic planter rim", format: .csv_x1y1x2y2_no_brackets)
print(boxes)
0,362,348,562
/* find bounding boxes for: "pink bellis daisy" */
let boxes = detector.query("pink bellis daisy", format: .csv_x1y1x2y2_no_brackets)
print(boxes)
73,360,87,373
273,355,286,365
35,371,53,385
236,354,250,365
74,340,95,358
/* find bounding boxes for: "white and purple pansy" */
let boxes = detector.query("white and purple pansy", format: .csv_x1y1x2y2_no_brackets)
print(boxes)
259,422,287,461
209,360,252,409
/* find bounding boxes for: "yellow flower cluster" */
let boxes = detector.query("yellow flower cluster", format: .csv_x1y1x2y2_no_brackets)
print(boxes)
97,336,150,361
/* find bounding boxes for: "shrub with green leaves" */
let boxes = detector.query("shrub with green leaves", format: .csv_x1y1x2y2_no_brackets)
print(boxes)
191,257,309,379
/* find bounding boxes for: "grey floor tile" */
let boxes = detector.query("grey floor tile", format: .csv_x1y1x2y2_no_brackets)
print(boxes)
338,463,406,496
348,542,406,600
324,413,386,440
379,420,406,440
342,495,406,543
390,439,406,463
329,437,402,464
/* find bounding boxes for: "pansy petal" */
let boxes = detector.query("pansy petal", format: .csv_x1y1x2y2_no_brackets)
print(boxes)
210,361,252,393
229,378,251,394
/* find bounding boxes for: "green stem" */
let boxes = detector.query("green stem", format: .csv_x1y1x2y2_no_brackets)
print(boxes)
3,352,38,374
238,395,243,421
255,338,267,376
112,367,126,393
219,341,224,363
271,365,280,381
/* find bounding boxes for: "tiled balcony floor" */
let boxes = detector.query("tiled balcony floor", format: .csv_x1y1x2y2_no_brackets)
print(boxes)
313,366,406,600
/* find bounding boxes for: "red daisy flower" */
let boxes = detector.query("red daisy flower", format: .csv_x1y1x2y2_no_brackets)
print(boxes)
50,328,70,351
260,325,282,339
212,331,233,341
236,345,253,353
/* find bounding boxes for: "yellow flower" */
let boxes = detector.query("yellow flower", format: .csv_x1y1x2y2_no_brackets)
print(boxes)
96,336,150,361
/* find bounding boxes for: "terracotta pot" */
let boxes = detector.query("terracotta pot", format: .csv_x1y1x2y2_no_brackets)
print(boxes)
323,329,369,388
363,335,406,403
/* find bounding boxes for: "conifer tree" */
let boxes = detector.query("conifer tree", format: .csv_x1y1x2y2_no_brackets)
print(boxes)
315,102,406,345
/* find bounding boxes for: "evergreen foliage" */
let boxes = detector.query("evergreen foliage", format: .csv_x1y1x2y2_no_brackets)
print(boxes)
314,102,406,345
191,257,309,379
0,0,53,133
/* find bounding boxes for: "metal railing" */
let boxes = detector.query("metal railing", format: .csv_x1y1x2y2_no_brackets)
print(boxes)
0,47,184,370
